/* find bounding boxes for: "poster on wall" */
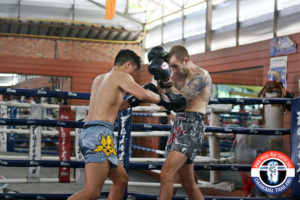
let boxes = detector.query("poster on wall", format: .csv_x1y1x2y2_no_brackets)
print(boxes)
269,56,287,89
270,36,297,57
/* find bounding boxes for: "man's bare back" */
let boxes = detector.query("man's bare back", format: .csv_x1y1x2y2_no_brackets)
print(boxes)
86,71,127,124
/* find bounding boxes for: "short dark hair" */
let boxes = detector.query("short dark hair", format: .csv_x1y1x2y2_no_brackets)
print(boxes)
114,49,141,70
169,45,189,62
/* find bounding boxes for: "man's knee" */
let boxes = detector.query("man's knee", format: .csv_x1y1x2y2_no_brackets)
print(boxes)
87,189,102,200
114,172,129,186
160,170,173,184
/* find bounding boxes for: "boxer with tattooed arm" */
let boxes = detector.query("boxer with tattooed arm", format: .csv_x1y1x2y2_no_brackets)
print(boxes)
148,45,212,200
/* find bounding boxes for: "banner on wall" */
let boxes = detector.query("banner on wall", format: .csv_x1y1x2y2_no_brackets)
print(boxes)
105,0,116,19
269,56,287,89
270,36,297,57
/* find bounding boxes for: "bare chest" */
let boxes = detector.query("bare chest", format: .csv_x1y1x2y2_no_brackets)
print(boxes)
174,79,187,91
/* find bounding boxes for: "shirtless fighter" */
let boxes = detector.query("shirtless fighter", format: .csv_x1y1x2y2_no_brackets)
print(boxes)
68,49,187,200
147,45,212,200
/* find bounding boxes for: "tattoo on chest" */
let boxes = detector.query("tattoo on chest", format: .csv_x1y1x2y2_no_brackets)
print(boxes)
181,74,208,98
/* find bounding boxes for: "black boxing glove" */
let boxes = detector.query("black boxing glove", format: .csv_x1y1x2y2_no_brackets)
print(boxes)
147,46,169,63
148,58,173,88
158,77,173,89
127,83,158,107
158,93,187,112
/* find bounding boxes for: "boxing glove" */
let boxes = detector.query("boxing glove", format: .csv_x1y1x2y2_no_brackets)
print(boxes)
147,46,169,63
158,93,187,112
148,58,173,88
127,83,158,107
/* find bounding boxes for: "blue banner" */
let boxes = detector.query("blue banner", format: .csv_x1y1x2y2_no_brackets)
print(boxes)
291,97,300,198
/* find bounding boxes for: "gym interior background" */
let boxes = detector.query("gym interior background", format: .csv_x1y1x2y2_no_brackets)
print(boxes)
0,0,300,195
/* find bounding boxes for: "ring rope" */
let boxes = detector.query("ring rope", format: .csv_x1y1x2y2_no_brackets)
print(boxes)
0,88,90,100
0,101,167,117
132,105,166,112
0,87,293,104
0,128,233,138
0,159,251,171
132,112,167,117
131,144,165,155
0,128,171,137
0,118,290,135
0,178,231,191
0,155,233,163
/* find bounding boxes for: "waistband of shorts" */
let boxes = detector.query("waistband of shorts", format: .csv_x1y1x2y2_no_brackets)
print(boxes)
82,120,114,130
176,112,205,119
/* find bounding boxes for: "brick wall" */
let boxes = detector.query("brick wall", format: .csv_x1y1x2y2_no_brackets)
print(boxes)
56,41,142,62
0,35,142,106
0,37,55,58
0,36,141,62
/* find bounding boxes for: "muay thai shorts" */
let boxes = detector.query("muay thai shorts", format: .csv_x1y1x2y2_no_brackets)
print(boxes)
165,112,205,163
79,120,118,168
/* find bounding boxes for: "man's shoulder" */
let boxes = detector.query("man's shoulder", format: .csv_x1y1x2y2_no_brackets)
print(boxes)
110,71,132,80
192,66,210,78
93,73,106,82
107,71,135,86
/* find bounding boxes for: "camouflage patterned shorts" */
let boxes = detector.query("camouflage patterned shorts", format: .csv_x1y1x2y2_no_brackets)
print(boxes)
165,112,205,163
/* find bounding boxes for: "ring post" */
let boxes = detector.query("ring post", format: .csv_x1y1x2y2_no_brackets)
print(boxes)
117,108,132,199
291,96,300,198
7,106,17,151
0,105,8,152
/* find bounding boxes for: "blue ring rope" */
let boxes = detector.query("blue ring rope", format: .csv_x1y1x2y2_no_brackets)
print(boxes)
132,113,162,116
0,159,252,171
0,118,290,135
0,88,90,100
131,144,163,154
0,88,293,104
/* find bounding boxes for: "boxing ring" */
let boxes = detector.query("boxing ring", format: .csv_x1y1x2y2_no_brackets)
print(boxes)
0,88,299,200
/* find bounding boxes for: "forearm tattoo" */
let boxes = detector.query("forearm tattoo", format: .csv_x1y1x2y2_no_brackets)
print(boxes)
181,74,209,99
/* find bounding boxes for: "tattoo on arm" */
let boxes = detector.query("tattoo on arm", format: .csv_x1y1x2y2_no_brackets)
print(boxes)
181,74,209,99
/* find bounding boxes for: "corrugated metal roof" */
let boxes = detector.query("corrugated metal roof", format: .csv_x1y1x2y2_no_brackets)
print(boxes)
0,17,143,42
0,0,147,42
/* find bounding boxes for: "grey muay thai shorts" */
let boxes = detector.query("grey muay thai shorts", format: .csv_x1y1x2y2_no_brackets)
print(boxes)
79,120,118,168
165,112,205,163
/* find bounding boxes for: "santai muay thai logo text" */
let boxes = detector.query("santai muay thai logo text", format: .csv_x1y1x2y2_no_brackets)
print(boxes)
251,151,295,195
118,114,130,164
